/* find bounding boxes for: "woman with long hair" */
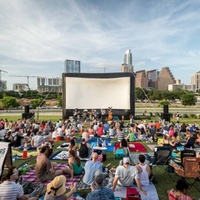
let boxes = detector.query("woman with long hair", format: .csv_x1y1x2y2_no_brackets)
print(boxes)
68,138,77,155
68,150,83,179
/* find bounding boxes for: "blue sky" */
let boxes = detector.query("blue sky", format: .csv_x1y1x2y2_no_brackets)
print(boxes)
0,0,200,90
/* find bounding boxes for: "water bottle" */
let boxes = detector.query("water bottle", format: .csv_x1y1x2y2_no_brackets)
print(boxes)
22,164,28,174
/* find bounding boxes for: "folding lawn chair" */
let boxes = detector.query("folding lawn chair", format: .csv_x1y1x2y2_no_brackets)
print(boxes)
175,157,200,192
151,146,173,175
180,149,196,163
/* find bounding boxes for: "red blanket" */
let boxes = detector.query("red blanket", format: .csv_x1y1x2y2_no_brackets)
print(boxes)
128,142,147,152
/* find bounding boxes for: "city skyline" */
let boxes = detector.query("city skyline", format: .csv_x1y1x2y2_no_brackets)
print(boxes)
0,0,200,90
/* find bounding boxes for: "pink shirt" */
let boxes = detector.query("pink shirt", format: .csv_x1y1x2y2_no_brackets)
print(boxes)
169,129,174,137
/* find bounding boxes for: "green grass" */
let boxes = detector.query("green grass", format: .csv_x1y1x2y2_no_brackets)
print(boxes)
11,133,200,200
3,112,200,199
1,114,200,125
0,115,62,123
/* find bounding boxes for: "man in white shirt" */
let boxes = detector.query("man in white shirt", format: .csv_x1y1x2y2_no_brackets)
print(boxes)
112,157,147,196
0,167,36,200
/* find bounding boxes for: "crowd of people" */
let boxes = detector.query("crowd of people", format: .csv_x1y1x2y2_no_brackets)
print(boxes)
0,112,199,199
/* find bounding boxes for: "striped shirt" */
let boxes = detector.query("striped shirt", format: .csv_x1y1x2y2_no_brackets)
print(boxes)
0,180,24,200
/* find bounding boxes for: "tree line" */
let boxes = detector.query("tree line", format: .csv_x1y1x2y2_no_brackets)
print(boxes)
0,88,198,109
0,90,62,109
135,88,197,106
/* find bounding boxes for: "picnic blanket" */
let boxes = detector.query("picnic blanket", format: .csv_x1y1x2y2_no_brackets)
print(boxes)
128,142,148,152
49,150,92,161
21,163,84,188
57,143,70,149
147,144,156,151
129,153,154,165
113,184,159,200
88,137,114,152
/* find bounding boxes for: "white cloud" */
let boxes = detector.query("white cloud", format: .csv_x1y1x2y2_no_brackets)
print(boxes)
0,0,200,89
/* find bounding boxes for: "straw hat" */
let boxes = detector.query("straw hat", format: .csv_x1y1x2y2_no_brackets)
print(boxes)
47,175,66,196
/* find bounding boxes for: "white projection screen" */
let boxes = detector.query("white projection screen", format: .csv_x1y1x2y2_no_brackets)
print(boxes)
62,73,135,119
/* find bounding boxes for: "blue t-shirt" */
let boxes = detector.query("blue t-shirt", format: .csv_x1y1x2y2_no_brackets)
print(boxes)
83,161,102,185
86,186,115,200
104,123,110,132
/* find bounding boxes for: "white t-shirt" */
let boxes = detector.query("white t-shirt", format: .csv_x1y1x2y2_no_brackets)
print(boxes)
0,129,6,137
115,165,139,187
32,135,45,147
82,131,90,142
0,181,24,200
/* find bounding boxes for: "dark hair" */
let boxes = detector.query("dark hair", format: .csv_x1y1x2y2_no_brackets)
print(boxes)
82,138,86,142
70,139,75,146
176,179,189,191
121,138,128,147
2,166,16,181
44,148,53,158
69,150,81,167
138,154,145,163
40,145,50,153
174,132,178,138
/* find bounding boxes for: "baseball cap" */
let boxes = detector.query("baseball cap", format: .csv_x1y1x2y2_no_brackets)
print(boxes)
123,157,130,164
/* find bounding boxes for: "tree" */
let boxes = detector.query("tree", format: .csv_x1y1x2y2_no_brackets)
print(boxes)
180,93,197,106
159,99,170,106
135,88,148,101
31,98,44,109
1,96,20,109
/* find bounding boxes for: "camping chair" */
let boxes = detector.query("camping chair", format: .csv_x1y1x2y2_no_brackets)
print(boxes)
175,157,200,192
180,149,196,163
151,146,173,175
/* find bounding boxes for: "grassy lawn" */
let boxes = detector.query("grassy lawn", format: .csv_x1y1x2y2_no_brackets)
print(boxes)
1,109,200,200
10,132,200,200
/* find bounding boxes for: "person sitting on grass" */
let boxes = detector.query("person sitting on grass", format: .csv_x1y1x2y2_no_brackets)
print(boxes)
126,127,136,142
68,150,83,179
159,132,180,147
44,175,77,200
184,133,197,149
36,143,51,162
112,157,147,196
168,179,194,200
83,152,103,185
86,172,115,200
78,138,90,158
120,138,129,157
0,166,36,200
68,138,78,155
135,154,151,186
35,146,71,182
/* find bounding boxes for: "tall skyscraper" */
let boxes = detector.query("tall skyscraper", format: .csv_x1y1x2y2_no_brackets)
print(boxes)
64,60,81,73
124,50,132,65
121,50,133,72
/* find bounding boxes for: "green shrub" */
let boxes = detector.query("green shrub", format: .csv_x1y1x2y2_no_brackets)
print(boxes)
189,113,196,119
183,113,189,118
